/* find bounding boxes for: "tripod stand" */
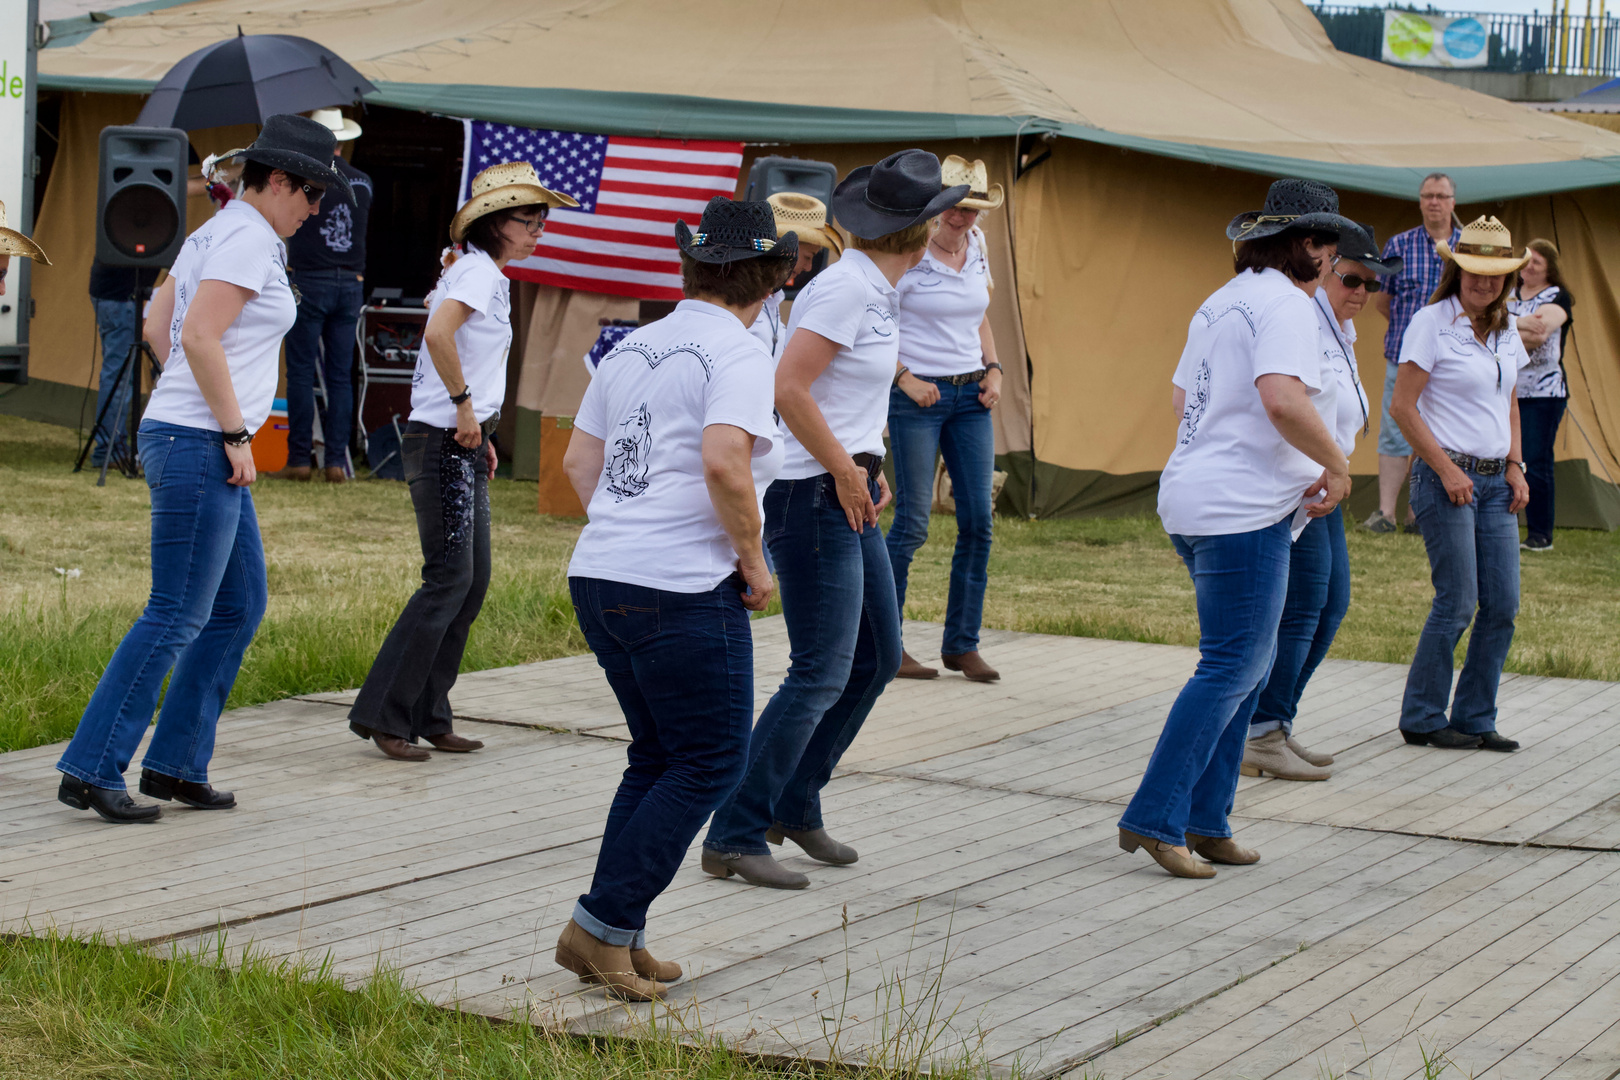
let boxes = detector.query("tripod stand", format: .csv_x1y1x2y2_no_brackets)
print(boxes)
74,278,161,486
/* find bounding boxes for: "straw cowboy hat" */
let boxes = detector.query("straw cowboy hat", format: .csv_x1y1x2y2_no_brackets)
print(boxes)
1436,216,1531,276
451,161,579,242
676,196,799,265
940,155,1004,211
0,199,49,264
1226,178,1355,242
308,107,362,142
765,192,842,254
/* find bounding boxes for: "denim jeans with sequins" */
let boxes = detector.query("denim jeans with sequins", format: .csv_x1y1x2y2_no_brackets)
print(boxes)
349,423,491,742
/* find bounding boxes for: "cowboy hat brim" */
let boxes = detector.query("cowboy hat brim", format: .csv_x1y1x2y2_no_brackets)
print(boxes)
1225,209,1356,242
1435,239,1531,276
0,228,49,264
328,117,362,141
781,222,843,255
239,146,357,207
832,165,971,239
957,183,1004,211
1333,221,1402,277
675,220,800,265
450,181,580,243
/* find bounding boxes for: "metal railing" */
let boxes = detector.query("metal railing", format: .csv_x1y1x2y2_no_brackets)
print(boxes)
1309,4,1620,77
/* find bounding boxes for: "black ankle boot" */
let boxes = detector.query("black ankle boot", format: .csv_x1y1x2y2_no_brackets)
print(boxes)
139,769,236,809
58,775,162,823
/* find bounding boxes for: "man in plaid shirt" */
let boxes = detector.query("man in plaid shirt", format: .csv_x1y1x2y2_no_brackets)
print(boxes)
1364,173,1462,534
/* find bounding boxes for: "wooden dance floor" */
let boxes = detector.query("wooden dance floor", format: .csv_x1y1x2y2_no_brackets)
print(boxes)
4,617,1620,1078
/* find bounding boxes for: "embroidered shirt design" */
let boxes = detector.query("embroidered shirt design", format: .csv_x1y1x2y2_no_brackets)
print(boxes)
1179,359,1212,446
605,403,652,501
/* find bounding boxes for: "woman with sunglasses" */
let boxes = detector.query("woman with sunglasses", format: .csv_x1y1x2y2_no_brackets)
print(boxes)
348,162,577,761
1242,225,1400,782
56,116,355,823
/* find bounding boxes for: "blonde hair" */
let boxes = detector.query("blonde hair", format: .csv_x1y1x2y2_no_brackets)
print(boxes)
853,219,931,256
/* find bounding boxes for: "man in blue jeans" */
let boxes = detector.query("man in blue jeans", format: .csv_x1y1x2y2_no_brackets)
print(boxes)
270,108,372,482
86,261,142,467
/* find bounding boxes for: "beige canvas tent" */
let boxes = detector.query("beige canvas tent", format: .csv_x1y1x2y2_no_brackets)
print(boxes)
19,0,1620,524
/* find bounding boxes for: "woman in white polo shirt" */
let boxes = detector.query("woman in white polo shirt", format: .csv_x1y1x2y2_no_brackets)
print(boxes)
1117,179,1353,879
702,150,969,890
1244,223,1398,782
348,163,577,762
1391,217,1531,753
556,197,792,1000
889,154,1005,683
56,116,355,823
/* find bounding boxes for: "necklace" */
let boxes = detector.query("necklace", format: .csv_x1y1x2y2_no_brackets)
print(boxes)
931,234,968,257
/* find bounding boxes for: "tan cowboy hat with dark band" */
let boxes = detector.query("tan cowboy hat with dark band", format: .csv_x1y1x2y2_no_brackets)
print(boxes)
1436,216,1531,276
940,155,1004,211
450,161,580,242
765,192,843,254
0,200,49,264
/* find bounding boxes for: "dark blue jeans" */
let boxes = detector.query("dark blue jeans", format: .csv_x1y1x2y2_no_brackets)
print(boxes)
283,271,362,470
90,296,139,466
1518,396,1566,540
704,474,904,856
569,576,753,946
57,422,268,790
349,424,490,742
1250,506,1350,737
1400,459,1520,736
885,380,995,655
1118,518,1291,847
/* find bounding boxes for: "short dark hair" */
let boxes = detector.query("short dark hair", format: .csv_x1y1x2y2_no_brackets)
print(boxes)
1420,172,1456,197
461,209,515,257
1232,229,1336,282
680,253,793,307
240,161,304,194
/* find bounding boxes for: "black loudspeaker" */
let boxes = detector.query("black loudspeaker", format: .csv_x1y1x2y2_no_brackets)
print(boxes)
96,126,190,268
743,155,837,209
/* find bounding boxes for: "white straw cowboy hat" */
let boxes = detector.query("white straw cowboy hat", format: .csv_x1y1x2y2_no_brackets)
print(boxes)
940,154,1004,211
0,200,49,264
308,107,362,142
450,161,580,242
765,191,843,254
1436,216,1531,276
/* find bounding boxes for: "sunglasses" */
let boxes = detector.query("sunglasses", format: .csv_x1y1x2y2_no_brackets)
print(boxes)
1331,264,1382,292
285,175,325,205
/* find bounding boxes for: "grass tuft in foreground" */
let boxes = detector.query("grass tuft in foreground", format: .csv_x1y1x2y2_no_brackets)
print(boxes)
0,930,1001,1080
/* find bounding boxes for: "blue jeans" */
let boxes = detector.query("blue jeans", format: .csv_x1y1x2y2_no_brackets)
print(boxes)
1378,358,1413,456
283,271,362,469
1518,396,1566,540
1118,519,1292,846
885,380,995,655
1400,459,1520,735
569,576,753,946
57,422,269,790
1250,506,1350,737
704,474,904,856
91,296,139,466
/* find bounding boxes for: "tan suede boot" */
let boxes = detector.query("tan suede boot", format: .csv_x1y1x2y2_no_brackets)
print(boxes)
896,651,938,679
1286,734,1334,767
631,947,682,982
554,919,666,1000
1187,833,1261,865
1241,729,1330,781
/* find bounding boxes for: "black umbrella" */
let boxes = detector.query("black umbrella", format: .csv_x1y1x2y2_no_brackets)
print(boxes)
136,31,376,131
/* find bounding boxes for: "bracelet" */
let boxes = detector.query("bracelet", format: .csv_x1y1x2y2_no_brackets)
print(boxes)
984,361,1003,373
222,426,253,447
449,388,472,405
893,365,909,386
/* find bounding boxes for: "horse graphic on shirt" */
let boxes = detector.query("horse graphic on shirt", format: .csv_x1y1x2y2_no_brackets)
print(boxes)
605,403,652,502
1179,359,1212,446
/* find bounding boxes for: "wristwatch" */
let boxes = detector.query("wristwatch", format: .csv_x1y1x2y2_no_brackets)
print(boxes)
449,388,472,405
984,362,1003,373
222,426,253,447
1508,459,1526,472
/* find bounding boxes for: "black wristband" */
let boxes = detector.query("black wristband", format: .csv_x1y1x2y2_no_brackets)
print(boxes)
893,366,909,386
449,388,472,405
984,361,1003,373
222,426,253,447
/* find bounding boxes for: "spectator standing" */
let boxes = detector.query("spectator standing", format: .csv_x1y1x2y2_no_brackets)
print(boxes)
1366,173,1460,535
85,261,143,467
270,108,373,482
1509,239,1574,552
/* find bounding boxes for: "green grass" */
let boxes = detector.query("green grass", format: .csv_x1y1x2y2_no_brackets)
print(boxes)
1,930,987,1080
3,411,1617,754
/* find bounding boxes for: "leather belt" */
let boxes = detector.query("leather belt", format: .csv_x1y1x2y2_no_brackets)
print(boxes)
852,452,884,480
1443,448,1506,476
923,369,988,386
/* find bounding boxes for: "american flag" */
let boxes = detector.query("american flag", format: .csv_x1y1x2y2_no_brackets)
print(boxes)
459,121,744,301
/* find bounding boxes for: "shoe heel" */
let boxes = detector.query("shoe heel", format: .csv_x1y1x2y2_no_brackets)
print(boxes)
1239,763,1262,778
700,851,734,879
57,780,89,811
554,945,597,982
765,827,783,846
1117,831,1142,854
138,772,175,802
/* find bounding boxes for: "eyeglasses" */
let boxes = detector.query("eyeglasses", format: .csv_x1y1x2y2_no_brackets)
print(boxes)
510,208,549,234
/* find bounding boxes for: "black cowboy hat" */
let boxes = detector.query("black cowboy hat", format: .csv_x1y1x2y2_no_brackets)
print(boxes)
832,149,970,240
1225,178,1355,243
675,196,799,265
237,113,356,205
1336,221,1404,278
